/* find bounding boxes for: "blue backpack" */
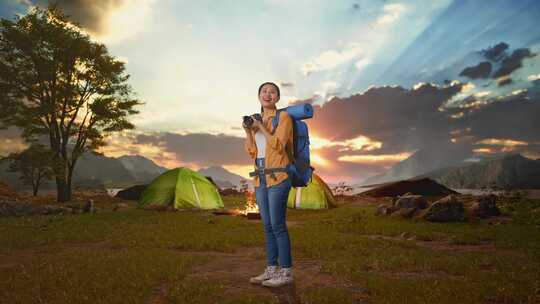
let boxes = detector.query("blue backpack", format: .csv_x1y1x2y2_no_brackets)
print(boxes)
272,104,314,187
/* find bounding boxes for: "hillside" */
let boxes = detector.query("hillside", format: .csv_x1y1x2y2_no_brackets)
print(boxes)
0,152,168,190
419,154,540,189
361,145,472,185
197,166,249,189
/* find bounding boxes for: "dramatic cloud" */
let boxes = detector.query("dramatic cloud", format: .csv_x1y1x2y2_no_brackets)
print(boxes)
454,91,540,144
301,43,364,76
529,74,540,82
492,48,536,78
459,43,535,82
376,3,405,25
288,95,318,106
482,42,509,61
459,61,492,79
135,132,250,167
307,82,464,151
31,0,121,33
497,76,512,87
300,81,540,181
30,0,155,42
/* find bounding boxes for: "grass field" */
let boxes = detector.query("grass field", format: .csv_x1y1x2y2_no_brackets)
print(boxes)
0,193,539,303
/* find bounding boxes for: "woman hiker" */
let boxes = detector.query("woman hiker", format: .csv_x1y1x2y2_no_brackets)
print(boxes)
243,81,295,287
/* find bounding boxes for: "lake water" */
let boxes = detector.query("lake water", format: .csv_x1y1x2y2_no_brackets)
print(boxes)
106,188,123,196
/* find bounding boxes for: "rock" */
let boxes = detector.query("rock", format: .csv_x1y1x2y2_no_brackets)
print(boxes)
0,201,32,217
395,195,428,209
422,195,465,222
39,205,71,215
113,203,130,211
470,195,501,218
0,201,70,217
375,204,398,216
362,178,458,198
83,199,94,213
400,232,413,239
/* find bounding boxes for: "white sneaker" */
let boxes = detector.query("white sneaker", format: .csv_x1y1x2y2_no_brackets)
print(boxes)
262,267,294,287
249,265,279,284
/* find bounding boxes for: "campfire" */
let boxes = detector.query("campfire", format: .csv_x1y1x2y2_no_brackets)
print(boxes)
237,190,261,219
212,190,261,219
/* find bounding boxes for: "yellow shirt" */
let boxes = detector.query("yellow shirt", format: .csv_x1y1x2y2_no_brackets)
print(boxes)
244,107,294,188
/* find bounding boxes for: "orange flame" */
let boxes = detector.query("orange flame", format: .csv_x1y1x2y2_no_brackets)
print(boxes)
238,190,259,215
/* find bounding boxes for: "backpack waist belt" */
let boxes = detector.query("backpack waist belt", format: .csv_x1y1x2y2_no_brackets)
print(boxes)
249,167,288,180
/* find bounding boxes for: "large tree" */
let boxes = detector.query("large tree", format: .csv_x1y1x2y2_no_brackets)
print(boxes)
0,5,142,202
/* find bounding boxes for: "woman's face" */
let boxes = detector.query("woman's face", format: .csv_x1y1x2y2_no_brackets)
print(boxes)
258,84,279,108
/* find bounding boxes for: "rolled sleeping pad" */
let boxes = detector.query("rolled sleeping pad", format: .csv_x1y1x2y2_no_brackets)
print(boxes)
284,103,313,120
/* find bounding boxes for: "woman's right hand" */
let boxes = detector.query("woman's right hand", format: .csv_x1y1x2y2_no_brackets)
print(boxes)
243,117,259,133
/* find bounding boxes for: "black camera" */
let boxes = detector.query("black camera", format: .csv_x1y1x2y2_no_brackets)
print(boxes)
242,113,262,129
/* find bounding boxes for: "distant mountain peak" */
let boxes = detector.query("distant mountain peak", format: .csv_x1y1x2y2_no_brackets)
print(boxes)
197,165,250,189
201,165,228,172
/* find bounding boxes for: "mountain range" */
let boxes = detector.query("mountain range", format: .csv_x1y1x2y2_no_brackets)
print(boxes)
360,145,473,186
196,166,249,189
0,153,168,191
419,154,540,189
360,151,540,190
0,151,250,191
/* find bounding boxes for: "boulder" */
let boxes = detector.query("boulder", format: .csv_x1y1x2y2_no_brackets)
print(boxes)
395,194,428,209
470,195,501,218
361,178,458,198
0,201,33,217
375,204,398,216
0,182,18,200
37,205,72,215
0,201,70,217
422,195,465,222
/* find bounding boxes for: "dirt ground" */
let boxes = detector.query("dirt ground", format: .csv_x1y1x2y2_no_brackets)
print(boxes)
149,246,370,304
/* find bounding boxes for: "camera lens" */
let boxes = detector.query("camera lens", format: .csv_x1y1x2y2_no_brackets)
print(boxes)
243,116,254,128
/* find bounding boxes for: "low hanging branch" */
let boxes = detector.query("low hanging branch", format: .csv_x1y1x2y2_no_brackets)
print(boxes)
0,5,143,202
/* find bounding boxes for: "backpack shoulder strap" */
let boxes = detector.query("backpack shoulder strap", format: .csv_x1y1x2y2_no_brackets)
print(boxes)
271,109,283,135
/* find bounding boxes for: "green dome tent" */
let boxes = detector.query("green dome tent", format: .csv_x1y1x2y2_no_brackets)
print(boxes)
138,167,224,209
287,174,336,209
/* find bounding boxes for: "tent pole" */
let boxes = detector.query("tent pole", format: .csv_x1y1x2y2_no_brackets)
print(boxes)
191,177,201,207
295,187,302,208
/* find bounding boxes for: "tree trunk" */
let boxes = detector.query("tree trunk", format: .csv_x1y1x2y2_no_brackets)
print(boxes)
56,176,69,202
33,175,41,197
66,169,73,202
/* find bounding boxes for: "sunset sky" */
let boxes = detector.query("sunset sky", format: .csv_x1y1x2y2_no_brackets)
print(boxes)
1,0,539,184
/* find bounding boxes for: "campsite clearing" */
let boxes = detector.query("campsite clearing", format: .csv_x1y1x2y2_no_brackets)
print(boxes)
0,193,539,303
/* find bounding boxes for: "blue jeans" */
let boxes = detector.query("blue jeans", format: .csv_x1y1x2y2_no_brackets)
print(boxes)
254,157,293,268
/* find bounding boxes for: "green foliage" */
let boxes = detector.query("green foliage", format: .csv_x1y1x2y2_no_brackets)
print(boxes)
1,143,55,195
0,4,142,201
